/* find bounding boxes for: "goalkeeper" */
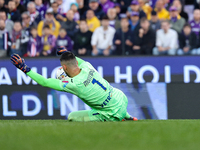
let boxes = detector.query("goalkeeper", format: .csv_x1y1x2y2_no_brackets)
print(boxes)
10,47,137,122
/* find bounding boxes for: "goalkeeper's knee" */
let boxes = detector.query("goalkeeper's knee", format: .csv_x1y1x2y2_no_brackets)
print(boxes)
68,112,77,122
68,112,86,122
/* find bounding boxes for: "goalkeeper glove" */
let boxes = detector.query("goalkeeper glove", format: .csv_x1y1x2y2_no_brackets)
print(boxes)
57,46,68,55
10,54,31,74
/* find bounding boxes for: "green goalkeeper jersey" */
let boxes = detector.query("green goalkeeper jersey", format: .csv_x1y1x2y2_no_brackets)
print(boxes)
27,57,128,117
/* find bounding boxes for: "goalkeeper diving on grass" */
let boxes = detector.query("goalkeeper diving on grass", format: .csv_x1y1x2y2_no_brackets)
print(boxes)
10,47,137,122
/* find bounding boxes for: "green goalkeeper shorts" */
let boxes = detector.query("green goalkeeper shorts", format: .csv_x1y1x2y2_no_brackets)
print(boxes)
68,92,128,122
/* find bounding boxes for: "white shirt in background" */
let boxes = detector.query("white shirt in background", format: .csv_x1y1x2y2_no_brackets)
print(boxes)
91,26,116,50
62,0,76,13
156,28,178,49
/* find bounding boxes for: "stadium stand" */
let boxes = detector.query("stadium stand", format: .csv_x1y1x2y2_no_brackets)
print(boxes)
0,0,199,57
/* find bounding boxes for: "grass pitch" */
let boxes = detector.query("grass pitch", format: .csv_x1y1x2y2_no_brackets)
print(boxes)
0,120,200,150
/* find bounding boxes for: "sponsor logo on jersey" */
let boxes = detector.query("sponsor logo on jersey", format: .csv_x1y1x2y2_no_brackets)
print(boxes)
101,93,112,108
101,86,113,108
62,81,69,88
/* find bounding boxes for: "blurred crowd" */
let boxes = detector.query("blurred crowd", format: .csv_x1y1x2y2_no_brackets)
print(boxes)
0,0,200,57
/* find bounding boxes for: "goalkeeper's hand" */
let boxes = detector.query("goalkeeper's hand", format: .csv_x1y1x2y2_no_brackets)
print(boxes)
57,46,68,55
10,54,31,74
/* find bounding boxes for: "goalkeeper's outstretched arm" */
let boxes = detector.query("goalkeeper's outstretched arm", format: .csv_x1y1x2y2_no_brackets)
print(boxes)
27,70,63,91
10,54,63,91
28,56,84,90
11,48,84,92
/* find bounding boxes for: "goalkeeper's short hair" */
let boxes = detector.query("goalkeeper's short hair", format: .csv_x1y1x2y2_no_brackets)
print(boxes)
60,51,76,62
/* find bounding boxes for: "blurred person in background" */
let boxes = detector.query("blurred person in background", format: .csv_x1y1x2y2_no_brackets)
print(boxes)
52,2,58,18
0,0,8,13
14,0,26,14
62,0,76,13
10,21,29,56
190,9,200,38
0,10,13,34
172,0,188,22
56,0,65,20
77,0,88,18
56,28,73,51
0,19,11,57
149,0,157,8
113,17,133,55
73,19,92,56
114,3,122,19
61,10,78,39
107,8,120,29
37,8,61,37
132,17,155,55
150,10,161,31
129,11,140,32
196,30,200,54
163,0,171,10
117,0,132,14
168,6,185,33
194,0,200,9
41,25,56,56
99,0,114,14
22,11,37,36
153,20,178,55
150,0,175,8
35,0,47,20
7,0,21,21
27,26,43,57
86,9,100,32
55,1,72,22
138,0,152,20
89,0,105,20
127,0,146,19
51,2,63,23
177,23,198,55
27,2,42,24
70,2,80,21
154,0,169,20
21,0,33,8
91,15,115,56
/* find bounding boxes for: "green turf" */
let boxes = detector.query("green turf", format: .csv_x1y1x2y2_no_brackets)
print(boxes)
0,120,200,150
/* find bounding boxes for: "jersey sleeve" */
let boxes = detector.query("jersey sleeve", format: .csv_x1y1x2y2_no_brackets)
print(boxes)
27,70,77,94
27,70,64,91
62,78,78,95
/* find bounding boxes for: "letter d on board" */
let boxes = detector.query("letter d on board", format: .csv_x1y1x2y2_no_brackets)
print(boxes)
22,95,41,116
184,65,200,83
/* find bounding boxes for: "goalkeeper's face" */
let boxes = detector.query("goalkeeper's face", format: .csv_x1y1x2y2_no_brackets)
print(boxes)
61,64,70,77
60,59,79,78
